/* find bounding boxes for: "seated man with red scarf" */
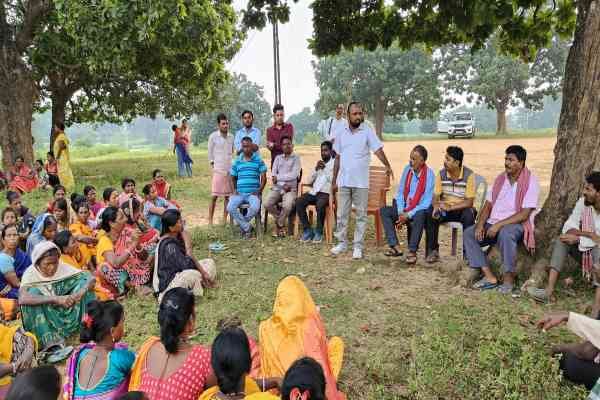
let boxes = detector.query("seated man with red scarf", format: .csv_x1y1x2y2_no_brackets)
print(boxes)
380,145,435,264
463,145,540,295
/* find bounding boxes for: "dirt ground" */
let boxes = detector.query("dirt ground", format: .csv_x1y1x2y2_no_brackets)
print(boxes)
295,136,557,201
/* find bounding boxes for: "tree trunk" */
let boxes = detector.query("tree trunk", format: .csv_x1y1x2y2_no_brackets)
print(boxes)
0,58,36,171
374,96,385,140
49,91,69,151
496,107,508,135
536,0,600,255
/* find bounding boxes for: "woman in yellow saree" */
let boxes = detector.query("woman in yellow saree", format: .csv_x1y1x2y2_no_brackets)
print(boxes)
52,122,75,191
259,276,345,400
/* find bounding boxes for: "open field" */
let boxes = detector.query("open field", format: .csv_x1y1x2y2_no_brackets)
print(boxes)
3,134,595,399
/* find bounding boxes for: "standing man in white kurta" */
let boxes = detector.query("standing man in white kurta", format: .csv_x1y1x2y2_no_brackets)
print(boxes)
331,102,393,259
208,113,235,225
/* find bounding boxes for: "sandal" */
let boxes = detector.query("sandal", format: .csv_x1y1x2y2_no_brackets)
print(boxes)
473,278,498,291
384,247,403,257
41,344,74,364
406,253,417,265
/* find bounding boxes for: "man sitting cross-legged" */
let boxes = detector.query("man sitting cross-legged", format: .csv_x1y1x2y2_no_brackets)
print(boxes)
527,172,600,310
424,146,477,263
264,136,301,238
296,140,334,243
226,137,267,239
463,145,540,294
380,145,435,264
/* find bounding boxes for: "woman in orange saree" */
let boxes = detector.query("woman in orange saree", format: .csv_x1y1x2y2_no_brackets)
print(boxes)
8,157,38,194
258,276,345,400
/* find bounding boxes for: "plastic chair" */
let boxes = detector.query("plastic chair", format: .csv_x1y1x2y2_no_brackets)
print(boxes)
444,174,488,257
331,166,390,246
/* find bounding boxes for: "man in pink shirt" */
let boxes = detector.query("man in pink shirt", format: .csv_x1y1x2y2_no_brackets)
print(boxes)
463,145,540,294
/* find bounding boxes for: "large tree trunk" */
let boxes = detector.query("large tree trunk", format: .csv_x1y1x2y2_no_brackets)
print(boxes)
374,96,385,140
536,0,600,255
495,106,508,135
0,58,36,171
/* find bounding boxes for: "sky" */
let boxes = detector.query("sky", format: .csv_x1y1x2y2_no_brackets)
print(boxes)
229,1,318,115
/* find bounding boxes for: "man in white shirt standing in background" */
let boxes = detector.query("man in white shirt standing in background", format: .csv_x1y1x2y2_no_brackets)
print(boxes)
295,140,335,243
331,102,393,259
318,104,347,143
208,113,235,225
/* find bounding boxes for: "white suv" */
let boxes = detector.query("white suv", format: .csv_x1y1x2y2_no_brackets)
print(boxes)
447,112,476,139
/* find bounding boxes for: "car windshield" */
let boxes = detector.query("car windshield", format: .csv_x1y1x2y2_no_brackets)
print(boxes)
453,114,472,121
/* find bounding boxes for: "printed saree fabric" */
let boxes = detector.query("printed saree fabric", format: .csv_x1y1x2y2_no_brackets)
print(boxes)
258,276,345,400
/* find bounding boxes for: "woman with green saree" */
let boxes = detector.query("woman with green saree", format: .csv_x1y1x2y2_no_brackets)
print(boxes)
18,240,96,354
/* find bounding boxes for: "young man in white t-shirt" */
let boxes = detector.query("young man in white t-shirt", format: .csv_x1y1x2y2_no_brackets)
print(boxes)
331,102,393,259
319,104,347,143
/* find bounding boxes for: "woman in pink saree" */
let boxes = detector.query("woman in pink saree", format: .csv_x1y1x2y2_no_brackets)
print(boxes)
8,157,38,194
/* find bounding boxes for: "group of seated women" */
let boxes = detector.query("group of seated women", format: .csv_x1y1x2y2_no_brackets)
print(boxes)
1,276,344,400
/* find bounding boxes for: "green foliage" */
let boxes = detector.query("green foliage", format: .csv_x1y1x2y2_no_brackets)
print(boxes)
287,107,320,143
510,96,562,130
438,36,568,132
36,0,243,126
314,46,441,135
191,74,271,144
409,297,587,400
307,1,576,59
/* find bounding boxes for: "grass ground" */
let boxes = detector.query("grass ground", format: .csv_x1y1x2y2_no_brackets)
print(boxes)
1,139,592,399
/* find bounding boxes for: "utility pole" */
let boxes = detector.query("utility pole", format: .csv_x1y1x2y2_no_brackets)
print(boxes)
272,19,282,105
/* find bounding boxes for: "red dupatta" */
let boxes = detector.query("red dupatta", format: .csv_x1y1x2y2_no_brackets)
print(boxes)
403,165,428,213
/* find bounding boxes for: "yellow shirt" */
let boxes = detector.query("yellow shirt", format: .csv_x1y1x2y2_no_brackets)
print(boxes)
434,167,475,206
96,235,113,265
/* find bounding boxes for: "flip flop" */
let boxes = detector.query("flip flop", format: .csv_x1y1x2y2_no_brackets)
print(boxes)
473,278,498,291
406,254,417,265
45,345,74,364
208,242,227,252
384,248,403,257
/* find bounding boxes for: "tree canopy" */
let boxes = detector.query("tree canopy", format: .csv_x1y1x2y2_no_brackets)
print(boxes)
0,0,243,167
314,46,440,138
439,36,569,134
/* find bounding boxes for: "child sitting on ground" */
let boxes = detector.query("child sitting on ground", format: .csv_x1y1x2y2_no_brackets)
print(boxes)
34,159,52,190
45,151,60,187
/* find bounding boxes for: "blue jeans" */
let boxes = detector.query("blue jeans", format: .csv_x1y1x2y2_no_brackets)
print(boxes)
227,193,261,233
175,145,193,177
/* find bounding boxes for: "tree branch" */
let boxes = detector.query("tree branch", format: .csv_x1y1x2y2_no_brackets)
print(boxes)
15,0,51,53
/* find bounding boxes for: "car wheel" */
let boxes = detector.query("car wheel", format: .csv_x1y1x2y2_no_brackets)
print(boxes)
448,134,453,139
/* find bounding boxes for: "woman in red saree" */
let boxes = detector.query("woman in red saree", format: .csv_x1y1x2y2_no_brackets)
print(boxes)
8,157,38,194
96,205,154,298
151,169,180,209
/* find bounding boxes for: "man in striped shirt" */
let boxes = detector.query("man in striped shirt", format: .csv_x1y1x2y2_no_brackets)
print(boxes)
425,146,476,263
227,137,267,238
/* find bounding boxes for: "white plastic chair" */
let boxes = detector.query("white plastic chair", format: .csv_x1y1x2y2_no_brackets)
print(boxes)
444,174,488,257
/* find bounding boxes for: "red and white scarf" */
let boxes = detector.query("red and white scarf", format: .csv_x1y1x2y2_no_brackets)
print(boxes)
403,165,428,213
